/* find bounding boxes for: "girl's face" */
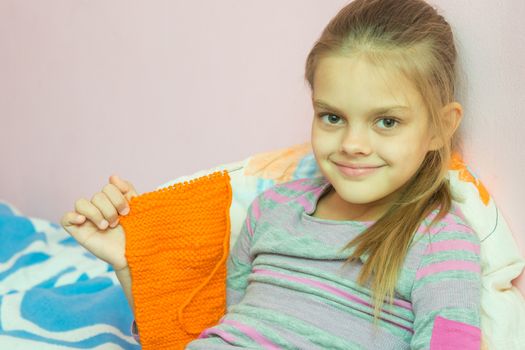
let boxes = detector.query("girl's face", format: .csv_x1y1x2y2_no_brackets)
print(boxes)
311,55,441,221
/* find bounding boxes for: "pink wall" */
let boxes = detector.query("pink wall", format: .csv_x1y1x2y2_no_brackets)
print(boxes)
1,0,524,291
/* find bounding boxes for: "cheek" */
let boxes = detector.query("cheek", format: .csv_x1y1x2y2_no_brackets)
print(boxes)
374,133,430,162
378,136,430,167
311,127,335,152
311,131,331,166
311,133,323,161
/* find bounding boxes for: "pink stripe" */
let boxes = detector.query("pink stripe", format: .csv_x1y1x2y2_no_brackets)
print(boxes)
253,268,413,332
246,214,254,236
438,215,474,234
425,240,480,255
221,319,281,349
282,180,318,192
451,207,468,223
264,189,291,204
423,222,474,236
246,199,261,236
416,260,480,280
295,196,312,212
419,213,474,235
430,316,480,349
311,186,327,198
298,186,326,212
439,213,459,227
198,327,238,343
252,198,261,221
441,222,474,234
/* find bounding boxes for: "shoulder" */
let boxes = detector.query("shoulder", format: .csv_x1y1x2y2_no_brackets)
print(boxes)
241,177,326,234
411,203,481,277
417,203,479,244
258,176,327,204
247,177,327,217
408,204,481,293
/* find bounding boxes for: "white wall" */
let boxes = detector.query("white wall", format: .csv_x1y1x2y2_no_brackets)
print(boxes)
1,0,524,290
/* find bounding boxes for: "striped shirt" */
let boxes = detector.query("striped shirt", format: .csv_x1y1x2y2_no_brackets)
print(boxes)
186,176,481,349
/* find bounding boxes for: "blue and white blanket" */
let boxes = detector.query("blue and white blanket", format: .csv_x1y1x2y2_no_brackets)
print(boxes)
0,201,140,349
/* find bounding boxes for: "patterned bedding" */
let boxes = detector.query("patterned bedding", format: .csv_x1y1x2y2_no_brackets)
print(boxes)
0,201,139,349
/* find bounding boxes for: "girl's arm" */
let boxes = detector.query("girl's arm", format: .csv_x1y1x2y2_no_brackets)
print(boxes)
226,193,262,308
410,215,482,349
115,266,134,315
116,266,141,343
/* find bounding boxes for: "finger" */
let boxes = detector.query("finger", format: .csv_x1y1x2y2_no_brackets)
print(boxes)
91,192,120,227
109,175,138,201
75,198,109,230
60,211,86,230
102,184,130,216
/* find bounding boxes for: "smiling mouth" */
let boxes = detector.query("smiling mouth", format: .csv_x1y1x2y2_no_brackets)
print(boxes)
334,163,384,177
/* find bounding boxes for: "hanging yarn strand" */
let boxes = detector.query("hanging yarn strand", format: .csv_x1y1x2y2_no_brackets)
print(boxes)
120,170,232,349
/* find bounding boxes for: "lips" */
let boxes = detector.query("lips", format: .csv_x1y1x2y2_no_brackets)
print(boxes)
334,162,384,177
335,163,381,169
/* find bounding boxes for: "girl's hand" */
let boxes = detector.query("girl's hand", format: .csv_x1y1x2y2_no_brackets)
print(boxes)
60,175,138,271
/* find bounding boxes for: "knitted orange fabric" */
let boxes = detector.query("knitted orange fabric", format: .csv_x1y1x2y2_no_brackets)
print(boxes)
119,171,232,349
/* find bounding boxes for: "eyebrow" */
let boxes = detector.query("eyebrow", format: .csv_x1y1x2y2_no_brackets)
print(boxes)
313,100,410,115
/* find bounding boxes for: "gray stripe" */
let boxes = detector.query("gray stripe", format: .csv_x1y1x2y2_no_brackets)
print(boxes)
238,282,412,350
269,324,327,350
252,253,415,306
186,338,247,349
227,288,245,308
184,338,241,350
411,279,480,315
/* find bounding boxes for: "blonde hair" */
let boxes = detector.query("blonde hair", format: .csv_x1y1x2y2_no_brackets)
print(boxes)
305,0,461,325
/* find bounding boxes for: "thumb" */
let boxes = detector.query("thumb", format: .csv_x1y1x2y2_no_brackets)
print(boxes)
109,175,138,201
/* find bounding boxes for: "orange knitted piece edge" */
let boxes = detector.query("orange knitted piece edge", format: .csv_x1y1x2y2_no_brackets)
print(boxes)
119,171,232,349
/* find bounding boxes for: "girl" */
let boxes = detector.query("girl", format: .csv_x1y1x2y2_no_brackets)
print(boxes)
61,0,482,348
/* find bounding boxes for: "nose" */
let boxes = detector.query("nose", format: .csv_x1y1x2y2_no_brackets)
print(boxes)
339,125,372,156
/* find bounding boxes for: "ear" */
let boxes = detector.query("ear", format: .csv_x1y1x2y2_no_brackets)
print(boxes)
428,102,463,150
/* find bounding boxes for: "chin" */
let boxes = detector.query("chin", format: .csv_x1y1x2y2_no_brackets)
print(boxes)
335,186,382,204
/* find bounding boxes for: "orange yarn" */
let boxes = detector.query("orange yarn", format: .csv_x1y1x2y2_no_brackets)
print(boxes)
119,171,232,349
